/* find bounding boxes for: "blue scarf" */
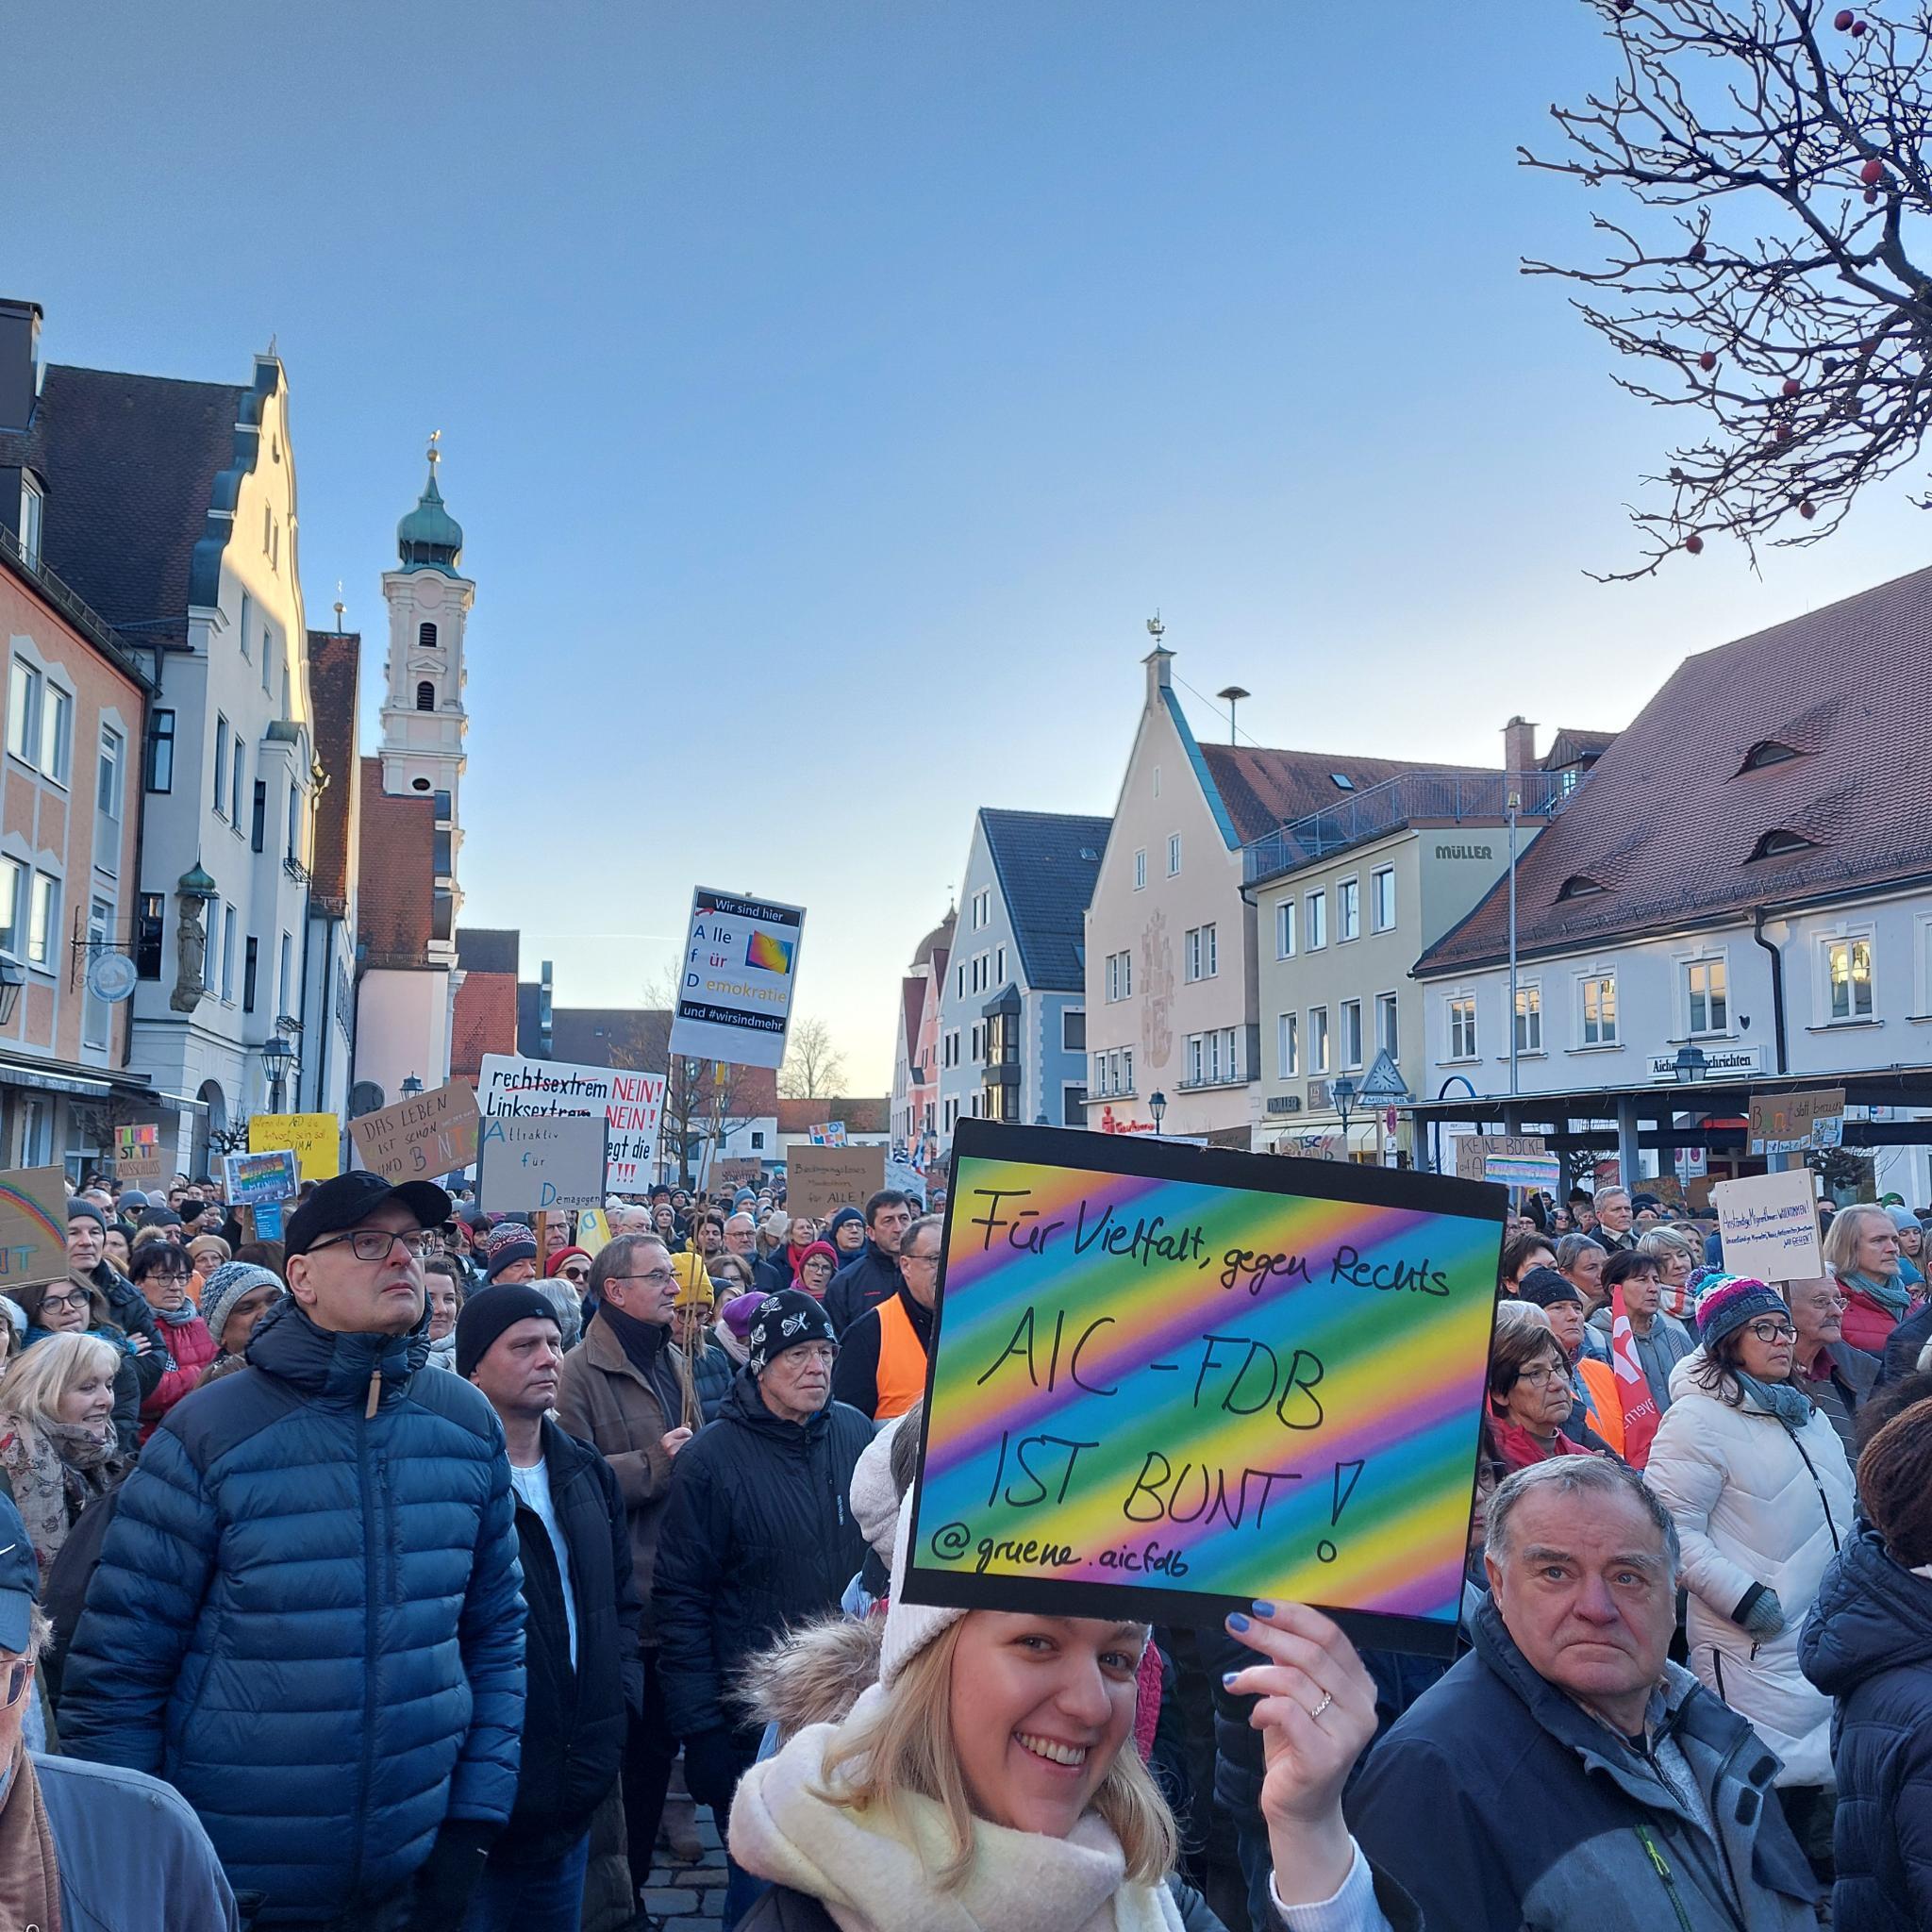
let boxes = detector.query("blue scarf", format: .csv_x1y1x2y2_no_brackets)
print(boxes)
1737,1369,1813,1430
1840,1268,1913,1319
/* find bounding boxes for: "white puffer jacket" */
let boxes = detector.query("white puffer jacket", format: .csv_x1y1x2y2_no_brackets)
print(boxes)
1642,1349,1854,1789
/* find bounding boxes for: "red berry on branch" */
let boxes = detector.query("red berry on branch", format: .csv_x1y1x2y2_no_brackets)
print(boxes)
1799,500,1818,519
1775,424,1793,441
1861,158,1885,185
1684,534,1705,555
1699,351,1718,371
1782,377,1802,397
1834,6,1854,24
1864,186,1880,205
1852,17,1868,33
1688,240,1707,261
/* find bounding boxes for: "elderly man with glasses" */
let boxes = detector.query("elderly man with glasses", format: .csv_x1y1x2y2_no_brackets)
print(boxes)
555,1231,699,1900
654,1287,872,1926
61,1171,528,1932
830,1209,941,1422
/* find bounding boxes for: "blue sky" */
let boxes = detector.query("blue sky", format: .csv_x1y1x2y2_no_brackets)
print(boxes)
16,1,1932,1090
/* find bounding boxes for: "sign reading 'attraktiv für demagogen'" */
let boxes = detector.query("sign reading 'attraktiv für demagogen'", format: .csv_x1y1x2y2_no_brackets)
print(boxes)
899,1122,1507,1657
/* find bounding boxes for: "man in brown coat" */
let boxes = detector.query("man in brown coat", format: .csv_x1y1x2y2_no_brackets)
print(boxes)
554,1231,695,1891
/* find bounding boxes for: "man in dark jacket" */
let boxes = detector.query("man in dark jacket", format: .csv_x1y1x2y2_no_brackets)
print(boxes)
1348,1457,1818,1931
66,1198,169,1449
824,1190,913,1337
830,1211,938,1422
1876,1295,1932,1391
654,1289,869,1924
60,1171,527,1932
459,1283,641,1926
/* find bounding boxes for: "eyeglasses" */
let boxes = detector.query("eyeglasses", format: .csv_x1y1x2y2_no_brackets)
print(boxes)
308,1229,426,1262
560,1263,591,1282
40,1291,90,1313
143,1271,190,1287
611,1268,680,1290
0,1661,27,1707
1514,1365,1564,1386
1746,1320,1798,1343
900,1251,941,1268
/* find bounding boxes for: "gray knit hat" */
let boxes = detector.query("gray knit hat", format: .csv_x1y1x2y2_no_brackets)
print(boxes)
201,1261,284,1346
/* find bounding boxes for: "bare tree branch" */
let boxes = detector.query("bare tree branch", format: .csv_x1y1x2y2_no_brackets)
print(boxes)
778,1017,848,1101
1526,0,1932,575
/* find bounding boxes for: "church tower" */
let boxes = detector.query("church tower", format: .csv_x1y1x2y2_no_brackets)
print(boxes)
378,433,472,957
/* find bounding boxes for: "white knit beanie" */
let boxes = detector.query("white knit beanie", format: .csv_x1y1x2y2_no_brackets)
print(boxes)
849,1415,906,1569
878,1491,968,1689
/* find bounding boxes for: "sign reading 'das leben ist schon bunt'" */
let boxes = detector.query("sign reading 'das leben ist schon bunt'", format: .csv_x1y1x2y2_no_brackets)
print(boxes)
900,1121,1507,1657
668,887,806,1073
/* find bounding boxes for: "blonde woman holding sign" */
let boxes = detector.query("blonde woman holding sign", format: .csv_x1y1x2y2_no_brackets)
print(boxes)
727,1502,1414,1932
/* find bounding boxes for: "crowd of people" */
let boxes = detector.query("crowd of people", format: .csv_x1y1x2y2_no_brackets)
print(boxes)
3,1157,1930,1930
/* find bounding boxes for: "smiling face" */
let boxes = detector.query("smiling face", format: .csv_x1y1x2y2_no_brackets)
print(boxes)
947,1612,1142,1840
59,1359,117,1432
1486,1484,1675,1731
221,1282,281,1355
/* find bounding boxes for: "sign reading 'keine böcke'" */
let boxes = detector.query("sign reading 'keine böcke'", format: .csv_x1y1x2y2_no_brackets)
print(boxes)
900,1122,1506,1656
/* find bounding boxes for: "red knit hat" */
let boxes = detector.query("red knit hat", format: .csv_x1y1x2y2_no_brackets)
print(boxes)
545,1244,591,1279
790,1240,840,1293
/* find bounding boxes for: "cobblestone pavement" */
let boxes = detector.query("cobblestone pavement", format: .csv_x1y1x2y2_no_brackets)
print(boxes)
635,1807,727,1930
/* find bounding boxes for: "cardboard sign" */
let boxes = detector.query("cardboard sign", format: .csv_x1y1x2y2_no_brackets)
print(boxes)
669,887,806,1072
1748,1088,1846,1156
1455,1134,1546,1184
900,1121,1507,1655
115,1124,166,1188
249,1113,341,1183
789,1143,886,1221
350,1081,483,1182
712,1158,764,1189
478,1113,609,1214
224,1149,299,1208
476,1054,662,1191
0,1166,74,1291
1710,1169,1824,1282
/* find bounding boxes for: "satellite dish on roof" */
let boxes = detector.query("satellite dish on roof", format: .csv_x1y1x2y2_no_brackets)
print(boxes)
86,952,139,1003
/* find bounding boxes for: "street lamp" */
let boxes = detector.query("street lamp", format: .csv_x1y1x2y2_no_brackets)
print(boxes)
401,1073,425,1096
1672,1045,1708,1085
259,1033,296,1111
1331,1075,1358,1160
1149,1090,1167,1136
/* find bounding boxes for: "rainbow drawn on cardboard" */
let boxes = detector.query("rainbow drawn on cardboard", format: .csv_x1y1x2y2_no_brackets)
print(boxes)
909,1153,1500,1632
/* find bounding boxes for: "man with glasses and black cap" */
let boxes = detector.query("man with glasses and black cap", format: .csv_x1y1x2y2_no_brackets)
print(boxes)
60,1170,528,1932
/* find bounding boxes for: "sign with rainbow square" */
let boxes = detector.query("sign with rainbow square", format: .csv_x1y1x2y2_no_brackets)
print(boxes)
668,886,806,1072
900,1121,1507,1655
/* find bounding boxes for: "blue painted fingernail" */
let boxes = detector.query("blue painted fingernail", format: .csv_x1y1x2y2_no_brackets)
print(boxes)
1252,1600,1276,1618
1225,1610,1251,1632
1222,1671,1240,1687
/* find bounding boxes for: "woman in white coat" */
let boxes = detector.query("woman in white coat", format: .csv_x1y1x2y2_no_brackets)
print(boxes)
1643,1275,1854,1861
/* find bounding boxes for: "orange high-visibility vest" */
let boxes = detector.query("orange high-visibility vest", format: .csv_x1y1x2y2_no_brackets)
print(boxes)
874,1292,928,1421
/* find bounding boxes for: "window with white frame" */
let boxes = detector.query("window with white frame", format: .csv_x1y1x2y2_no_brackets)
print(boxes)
1134,850,1146,891
1168,833,1182,876
213,716,229,816
26,872,58,968
1341,999,1364,1069
278,932,293,1017
1062,1009,1085,1051
956,963,964,998
1823,934,1874,1023
1339,877,1361,942
1106,950,1133,1002
95,726,123,874
1307,890,1327,950
5,660,35,765
1580,974,1618,1045
1311,1006,1331,1073
1275,897,1296,958
1185,1026,1239,1085
1371,866,1396,933
1448,995,1477,1060
18,477,43,570
1184,924,1218,982
38,683,70,785
1122,1046,1134,1092
994,944,1007,985
972,888,990,929
230,732,244,826
221,904,237,1000
1375,991,1399,1059
1684,957,1728,1036
1277,1011,1299,1077
970,1023,983,1061
1514,983,1542,1054
83,897,113,1050
0,858,22,958
1062,1083,1086,1126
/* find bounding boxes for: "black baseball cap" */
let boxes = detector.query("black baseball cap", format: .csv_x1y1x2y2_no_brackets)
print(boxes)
284,1171,454,1259
0,1491,39,1652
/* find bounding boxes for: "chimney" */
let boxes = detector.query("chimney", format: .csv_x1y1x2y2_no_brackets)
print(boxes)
0,300,42,435
1503,715,1538,780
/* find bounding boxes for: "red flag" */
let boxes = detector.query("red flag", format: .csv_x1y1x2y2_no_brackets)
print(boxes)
1609,1279,1660,1467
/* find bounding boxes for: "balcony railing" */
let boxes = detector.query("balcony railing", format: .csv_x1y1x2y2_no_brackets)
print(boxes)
1241,769,1579,886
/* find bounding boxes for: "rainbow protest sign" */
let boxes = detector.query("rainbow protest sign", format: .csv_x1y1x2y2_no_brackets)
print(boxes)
901,1122,1506,1655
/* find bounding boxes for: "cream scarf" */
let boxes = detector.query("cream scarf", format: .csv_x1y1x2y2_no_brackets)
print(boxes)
729,1714,1179,1932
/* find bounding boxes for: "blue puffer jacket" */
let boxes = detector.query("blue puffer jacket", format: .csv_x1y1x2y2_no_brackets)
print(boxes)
58,1295,526,1923
1799,1524,1932,1930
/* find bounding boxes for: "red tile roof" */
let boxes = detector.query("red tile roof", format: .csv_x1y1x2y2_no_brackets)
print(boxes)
776,1097,889,1133
1200,742,1489,845
1419,564,1932,974
355,758,436,965
308,632,359,912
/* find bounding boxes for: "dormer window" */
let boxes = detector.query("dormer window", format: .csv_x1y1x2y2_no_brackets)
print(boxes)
1330,773,1356,791
1739,740,1798,773
1748,828,1816,860
17,475,42,570
1557,874,1607,901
